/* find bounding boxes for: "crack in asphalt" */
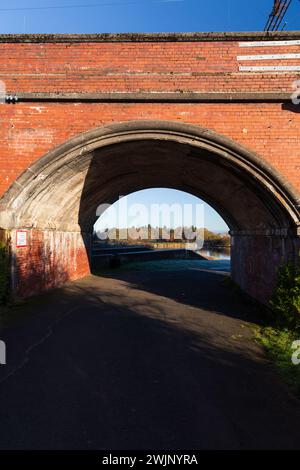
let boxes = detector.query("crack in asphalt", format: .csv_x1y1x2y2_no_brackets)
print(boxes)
0,304,81,386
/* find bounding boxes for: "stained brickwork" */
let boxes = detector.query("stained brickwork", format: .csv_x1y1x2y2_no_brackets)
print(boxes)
0,33,299,300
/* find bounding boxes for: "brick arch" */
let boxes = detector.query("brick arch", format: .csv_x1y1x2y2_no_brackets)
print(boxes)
0,120,299,302
0,120,299,231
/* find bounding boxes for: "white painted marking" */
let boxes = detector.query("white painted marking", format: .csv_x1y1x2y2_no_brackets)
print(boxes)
239,65,300,72
237,53,300,61
239,40,300,47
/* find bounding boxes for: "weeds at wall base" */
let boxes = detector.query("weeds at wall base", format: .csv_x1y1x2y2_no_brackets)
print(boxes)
254,256,300,397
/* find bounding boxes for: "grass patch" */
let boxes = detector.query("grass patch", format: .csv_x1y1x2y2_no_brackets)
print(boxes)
254,325,300,396
221,257,300,397
254,256,300,397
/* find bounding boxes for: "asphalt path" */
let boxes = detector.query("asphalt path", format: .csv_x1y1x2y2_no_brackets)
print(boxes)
0,260,299,450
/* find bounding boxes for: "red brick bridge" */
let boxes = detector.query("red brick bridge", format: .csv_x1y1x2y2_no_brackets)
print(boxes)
0,32,299,303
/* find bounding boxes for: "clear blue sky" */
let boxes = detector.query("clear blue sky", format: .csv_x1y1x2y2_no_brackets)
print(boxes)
2,1,299,233
95,189,228,233
0,0,299,34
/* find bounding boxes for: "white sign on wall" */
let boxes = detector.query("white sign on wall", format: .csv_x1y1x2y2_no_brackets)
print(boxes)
16,230,28,248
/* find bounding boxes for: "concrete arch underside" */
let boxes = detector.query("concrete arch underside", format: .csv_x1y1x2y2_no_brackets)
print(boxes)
0,120,299,303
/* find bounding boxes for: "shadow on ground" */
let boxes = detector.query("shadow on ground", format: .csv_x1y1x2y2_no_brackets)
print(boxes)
0,261,299,450
93,259,259,323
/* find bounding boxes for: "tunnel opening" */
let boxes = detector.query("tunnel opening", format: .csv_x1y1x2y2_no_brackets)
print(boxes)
0,120,299,303
91,187,230,271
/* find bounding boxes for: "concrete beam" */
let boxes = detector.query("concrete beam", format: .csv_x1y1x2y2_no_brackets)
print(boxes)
1,31,300,43
5,92,294,104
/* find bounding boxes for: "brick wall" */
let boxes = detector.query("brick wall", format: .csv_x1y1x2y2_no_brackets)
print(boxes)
0,34,299,301
11,229,91,298
0,40,299,94
0,102,299,196
0,37,300,196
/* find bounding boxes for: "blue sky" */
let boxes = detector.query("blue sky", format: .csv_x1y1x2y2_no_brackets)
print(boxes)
95,188,228,233
1,1,299,233
0,0,299,34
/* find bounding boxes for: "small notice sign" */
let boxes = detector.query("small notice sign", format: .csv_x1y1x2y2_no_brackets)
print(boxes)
16,230,28,248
